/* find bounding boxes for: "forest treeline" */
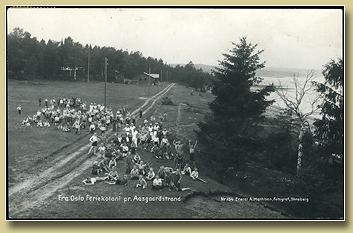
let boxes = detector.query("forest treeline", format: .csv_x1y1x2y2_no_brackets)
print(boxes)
7,27,214,90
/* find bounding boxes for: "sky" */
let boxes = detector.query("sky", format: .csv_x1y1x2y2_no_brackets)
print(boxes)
7,7,343,70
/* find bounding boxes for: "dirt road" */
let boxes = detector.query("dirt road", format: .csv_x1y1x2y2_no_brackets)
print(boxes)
8,83,175,218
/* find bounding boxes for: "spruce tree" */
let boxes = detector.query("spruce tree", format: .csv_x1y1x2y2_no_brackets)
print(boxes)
313,58,344,158
198,37,274,169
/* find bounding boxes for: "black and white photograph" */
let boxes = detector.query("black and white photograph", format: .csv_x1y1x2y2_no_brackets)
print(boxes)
6,6,344,220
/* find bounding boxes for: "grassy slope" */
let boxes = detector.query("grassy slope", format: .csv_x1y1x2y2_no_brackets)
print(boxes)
7,80,166,185
8,81,287,219
8,80,342,219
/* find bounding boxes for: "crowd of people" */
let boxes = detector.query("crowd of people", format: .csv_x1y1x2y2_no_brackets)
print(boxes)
84,113,201,191
17,96,203,191
20,97,128,136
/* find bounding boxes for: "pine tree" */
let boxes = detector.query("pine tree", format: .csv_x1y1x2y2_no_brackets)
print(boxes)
197,37,274,169
313,58,344,158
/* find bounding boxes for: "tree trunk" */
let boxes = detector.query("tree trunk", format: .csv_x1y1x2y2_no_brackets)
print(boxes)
296,123,305,176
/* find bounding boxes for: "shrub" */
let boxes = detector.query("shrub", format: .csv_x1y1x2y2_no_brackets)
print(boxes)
161,96,175,106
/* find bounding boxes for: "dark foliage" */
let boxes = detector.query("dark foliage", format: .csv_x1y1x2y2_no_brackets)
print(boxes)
197,37,275,170
161,96,175,106
7,27,213,89
313,58,344,159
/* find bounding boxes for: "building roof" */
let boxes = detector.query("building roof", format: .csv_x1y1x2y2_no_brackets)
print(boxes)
143,72,160,79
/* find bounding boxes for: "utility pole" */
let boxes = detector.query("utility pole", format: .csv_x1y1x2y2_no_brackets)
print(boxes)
104,57,108,110
166,71,168,83
148,68,151,96
161,70,163,83
88,45,91,83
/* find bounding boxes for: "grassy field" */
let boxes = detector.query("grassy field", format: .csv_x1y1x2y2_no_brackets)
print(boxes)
7,79,289,219
7,80,167,185
7,79,342,219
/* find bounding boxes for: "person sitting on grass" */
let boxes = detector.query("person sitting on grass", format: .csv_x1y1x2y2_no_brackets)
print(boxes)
22,116,32,127
163,167,174,187
91,161,103,175
150,115,156,124
157,166,166,180
125,152,133,174
158,113,164,122
114,148,123,161
182,163,192,176
54,115,60,126
130,165,139,179
137,160,147,175
100,123,106,136
106,170,119,182
130,137,138,155
121,142,129,157
97,143,106,158
37,120,43,128
190,167,199,181
152,175,164,191
43,121,50,128
169,168,182,191
73,119,81,134
154,147,163,159
108,153,118,169
111,132,120,146
146,167,155,181
117,174,129,185
82,176,108,185
106,174,129,185
160,135,170,151
140,130,148,151
133,153,141,165
98,157,110,173
164,145,173,160
136,175,147,190
64,122,72,132
89,123,96,134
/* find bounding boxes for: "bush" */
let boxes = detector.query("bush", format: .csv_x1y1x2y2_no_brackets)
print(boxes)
161,96,175,106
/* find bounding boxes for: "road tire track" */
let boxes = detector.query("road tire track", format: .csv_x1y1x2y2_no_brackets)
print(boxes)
8,83,175,218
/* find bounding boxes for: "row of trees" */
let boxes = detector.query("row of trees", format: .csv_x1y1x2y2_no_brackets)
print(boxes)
7,27,213,90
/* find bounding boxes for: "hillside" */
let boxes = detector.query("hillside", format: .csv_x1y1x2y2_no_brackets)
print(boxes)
170,64,322,78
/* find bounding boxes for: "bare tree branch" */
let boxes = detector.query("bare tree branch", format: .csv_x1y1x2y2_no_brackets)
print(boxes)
275,69,322,123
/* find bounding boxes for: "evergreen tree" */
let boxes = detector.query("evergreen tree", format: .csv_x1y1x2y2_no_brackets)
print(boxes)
313,58,344,158
198,37,274,169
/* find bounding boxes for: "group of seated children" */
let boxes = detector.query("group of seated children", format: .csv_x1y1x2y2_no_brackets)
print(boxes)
85,158,201,191
148,166,183,191
182,163,199,180
83,111,202,191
